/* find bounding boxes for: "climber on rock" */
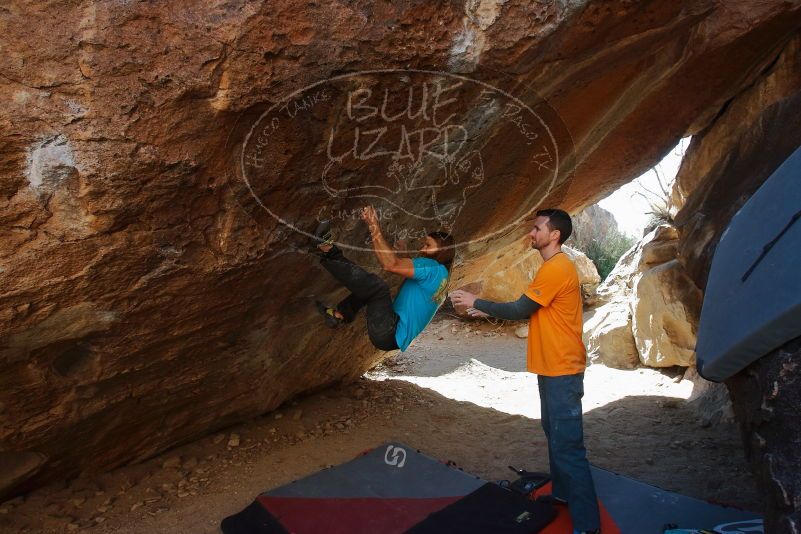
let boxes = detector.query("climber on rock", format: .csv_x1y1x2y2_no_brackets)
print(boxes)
313,206,453,352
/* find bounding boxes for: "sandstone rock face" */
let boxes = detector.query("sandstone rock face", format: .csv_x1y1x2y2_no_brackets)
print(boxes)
673,33,801,290
513,325,528,339
1,0,801,496
671,32,801,532
568,204,618,253
632,259,701,367
582,302,638,369
584,224,701,368
563,247,602,299
727,337,801,534
684,366,733,428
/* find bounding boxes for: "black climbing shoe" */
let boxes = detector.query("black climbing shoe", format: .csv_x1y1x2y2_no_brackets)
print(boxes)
505,466,550,496
312,220,334,249
315,300,343,328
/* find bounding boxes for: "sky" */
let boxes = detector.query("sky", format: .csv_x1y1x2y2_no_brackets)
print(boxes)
598,138,690,237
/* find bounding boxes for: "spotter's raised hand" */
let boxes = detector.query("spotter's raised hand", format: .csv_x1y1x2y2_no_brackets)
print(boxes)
449,289,478,309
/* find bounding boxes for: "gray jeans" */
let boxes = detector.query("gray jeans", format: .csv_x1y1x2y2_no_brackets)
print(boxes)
538,373,600,532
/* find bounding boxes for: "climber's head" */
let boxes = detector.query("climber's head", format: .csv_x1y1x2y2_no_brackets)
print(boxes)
421,231,455,269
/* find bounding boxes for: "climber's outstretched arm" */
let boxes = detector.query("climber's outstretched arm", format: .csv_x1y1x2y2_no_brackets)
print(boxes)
361,206,414,278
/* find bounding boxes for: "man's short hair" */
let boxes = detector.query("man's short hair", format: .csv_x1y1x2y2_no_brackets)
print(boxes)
427,231,455,268
536,209,572,244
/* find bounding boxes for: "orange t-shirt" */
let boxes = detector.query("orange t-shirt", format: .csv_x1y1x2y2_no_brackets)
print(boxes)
524,252,587,376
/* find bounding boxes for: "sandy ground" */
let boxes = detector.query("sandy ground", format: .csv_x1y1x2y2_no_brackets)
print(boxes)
1,315,760,533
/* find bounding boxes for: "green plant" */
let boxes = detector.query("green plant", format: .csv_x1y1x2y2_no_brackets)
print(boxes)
633,166,674,234
583,230,636,280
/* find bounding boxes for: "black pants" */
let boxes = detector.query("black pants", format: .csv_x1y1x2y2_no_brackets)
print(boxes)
320,246,400,351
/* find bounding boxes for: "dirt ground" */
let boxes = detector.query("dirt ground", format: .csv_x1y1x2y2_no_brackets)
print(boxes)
0,315,760,533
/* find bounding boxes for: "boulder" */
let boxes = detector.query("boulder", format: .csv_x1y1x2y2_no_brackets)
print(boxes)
672,32,801,531
514,325,528,339
568,204,619,253
594,225,680,301
727,336,801,533
582,301,638,369
684,366,733,427
563,247,602,299
586,224,701,368
631,259,701,367
0,452,48,500
673,33,801,290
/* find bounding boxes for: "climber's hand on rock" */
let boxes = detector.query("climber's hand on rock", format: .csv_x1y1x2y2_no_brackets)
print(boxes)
467,308,489,318
360,206,380,233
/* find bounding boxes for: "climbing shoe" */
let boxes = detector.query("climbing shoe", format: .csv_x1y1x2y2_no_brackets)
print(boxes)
315,300,343,328
505,466,551,496
312,220,334,249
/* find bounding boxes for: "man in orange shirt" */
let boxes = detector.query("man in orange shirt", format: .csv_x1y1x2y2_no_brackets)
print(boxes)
450,209,600,534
